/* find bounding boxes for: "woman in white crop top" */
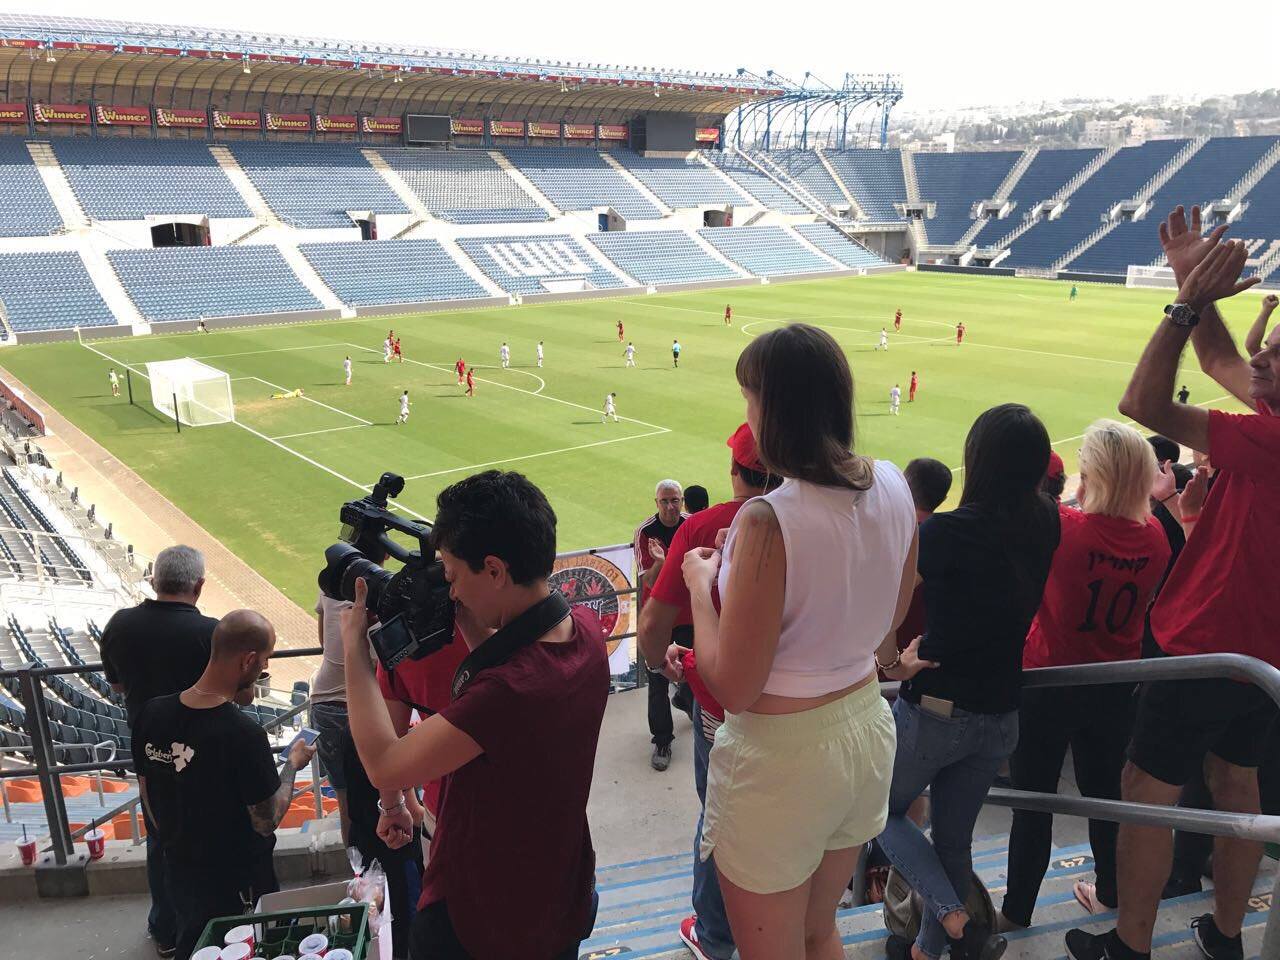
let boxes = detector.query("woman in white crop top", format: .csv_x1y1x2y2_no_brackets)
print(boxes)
681,323,927,960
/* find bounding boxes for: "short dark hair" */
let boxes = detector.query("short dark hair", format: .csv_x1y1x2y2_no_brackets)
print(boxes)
1147,434,1180,466
735,324,872,490
904,458,952,513
683,485,710,513
211,610,274,660
432,470,557,585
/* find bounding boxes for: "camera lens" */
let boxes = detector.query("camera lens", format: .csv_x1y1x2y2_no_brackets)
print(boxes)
320,542,392,611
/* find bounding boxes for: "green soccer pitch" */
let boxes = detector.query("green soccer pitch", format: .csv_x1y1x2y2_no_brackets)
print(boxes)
0,271,1255,610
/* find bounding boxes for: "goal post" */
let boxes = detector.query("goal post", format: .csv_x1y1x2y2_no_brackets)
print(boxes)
145,358,235,427
1126,264,1177,289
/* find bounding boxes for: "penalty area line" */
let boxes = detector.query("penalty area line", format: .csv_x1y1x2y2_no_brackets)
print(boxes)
402,427,671,481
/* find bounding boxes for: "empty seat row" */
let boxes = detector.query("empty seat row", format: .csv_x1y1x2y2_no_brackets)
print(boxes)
698,225,836,277
299,239,491,305
376,148,547,223
704,152,809,213
0,251,117,331
456,234,627,294
792,224,887,268
825,149,908,222
0,139,64,236
612,151,748,208
914,150,1023,245
503,148,663,221
588,230,737,285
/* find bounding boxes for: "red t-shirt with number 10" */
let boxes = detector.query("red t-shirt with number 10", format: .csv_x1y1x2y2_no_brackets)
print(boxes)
1023,504,1170,668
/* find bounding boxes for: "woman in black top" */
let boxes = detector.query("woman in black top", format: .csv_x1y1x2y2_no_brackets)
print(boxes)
878,404,1061,960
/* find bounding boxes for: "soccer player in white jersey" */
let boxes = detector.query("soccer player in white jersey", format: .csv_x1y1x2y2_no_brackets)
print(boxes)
877,328,889,351
889,383,901,415
624,342,637,367
536,341,544,368
383,337,393,363
343,356,352,386
602,392,618,423
108,368,120,397
500,342,511,369
396,390,411,425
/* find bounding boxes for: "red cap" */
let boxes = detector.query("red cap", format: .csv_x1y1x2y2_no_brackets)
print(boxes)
727,423,765,473
1045,450,1065,479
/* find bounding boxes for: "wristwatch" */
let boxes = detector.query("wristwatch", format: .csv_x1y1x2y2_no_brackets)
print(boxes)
1164,303,1200,327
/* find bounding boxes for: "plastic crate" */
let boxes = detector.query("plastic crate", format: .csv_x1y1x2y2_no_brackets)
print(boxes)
194,901,370,959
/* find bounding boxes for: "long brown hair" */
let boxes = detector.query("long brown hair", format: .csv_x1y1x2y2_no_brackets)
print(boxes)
735,323,873,490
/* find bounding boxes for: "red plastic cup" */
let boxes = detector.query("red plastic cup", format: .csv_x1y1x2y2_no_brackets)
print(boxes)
16,838,36,866
84,828,105,861
297,933,328,956
220,943,252,960
223,924,255,953
190,948,223,960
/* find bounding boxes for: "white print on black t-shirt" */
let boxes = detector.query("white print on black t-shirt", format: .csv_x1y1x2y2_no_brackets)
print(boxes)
1086,551,1152,574
146,741,196,772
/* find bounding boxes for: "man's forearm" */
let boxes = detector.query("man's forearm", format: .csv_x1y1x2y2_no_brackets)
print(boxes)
273,763,299,826
1121,317,1191,424
637,599,678,669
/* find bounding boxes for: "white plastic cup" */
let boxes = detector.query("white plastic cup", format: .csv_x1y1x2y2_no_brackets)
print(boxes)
220,944,252,960
299,954,324,960
191,948,223,960
326,950,354,960
297,933,328,956
224,924,255,952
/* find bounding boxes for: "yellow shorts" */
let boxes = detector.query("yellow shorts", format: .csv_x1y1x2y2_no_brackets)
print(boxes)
700,680,896,894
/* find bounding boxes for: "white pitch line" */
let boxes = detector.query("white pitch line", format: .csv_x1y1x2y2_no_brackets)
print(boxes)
342,342,671,432
269,424,370,441
245,376,372,426
78,339,435,524
190,343,346,361
470,364,546,394
403,428,671,481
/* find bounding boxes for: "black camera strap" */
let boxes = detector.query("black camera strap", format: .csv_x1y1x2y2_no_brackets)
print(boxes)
450,591,573,700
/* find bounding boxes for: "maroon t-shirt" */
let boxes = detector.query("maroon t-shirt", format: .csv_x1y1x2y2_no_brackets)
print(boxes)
420,606,610,959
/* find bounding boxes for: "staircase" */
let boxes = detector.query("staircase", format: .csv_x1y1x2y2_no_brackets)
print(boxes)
685,228,754,279
0,302,13,341
816,147,865,219
598,152,673,216
901,150,922,205
1132,136,1209,206
227,221,270,245
274,244,351,316
435,235,508,298
25,142,89,230
489,150,562,217
783,224,848,271
581,833,1278,959
747,149,837,218
79,245,145,327
692,151,760,209
1225,140,1280,204
361,149,431,219
994,146,1040,202
1255,245,1280,284
1052,219,1119,272
207,145,279,222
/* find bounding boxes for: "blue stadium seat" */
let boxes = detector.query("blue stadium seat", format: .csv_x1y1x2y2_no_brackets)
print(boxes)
611,151,748,208
0,139,63,237
971,148,1103,247
503,148,662,220
824,149,908,221
227,142,409,227
376,148,548,223
703,152,809,213
299,239,490,305
698,225,835,276
792,224,887,268
0,251,116,331
914,151,1022,244
456,234,626,294
109,246,322,320
770,150,850,210
588,230,737,284
52,138,252,220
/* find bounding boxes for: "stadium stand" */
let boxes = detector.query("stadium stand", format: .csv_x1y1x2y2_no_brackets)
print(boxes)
914,150,1023,245
299,239,491,305
771,150,852,209
612,151,748,208
1216,150,1280,278
455,234,627,294
824,149,907,221
1070,136,1280,274
698,225,835,276
503,148,662,220
376,148,549,223
50,139,252,221
970,148,1104,247
792,223,887,268
1003,139,1188,269
704,151,810,214
0,139,64,236
2,468,90,582
588,230,738,284
0,251,116,332
226,142,409,227
109,246,322,320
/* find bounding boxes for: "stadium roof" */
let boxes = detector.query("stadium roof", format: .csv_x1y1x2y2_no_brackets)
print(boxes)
0,13,790,118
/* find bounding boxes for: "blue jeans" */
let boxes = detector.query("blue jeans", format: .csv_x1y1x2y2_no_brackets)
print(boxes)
146,831,176,947
693,702,735,959
877,698,1018,960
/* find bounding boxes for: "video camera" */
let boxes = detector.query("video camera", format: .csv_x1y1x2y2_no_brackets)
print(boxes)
318,472,455,670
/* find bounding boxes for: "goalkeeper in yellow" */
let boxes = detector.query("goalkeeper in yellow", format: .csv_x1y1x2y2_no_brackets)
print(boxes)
269,387,305,400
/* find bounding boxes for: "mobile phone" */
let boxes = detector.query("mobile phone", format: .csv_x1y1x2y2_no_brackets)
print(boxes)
919,695,954,718
281,727,321,755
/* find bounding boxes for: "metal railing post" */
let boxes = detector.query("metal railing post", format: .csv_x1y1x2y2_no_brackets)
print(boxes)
311,751,323,821
129,801,142,847
16,663,74,865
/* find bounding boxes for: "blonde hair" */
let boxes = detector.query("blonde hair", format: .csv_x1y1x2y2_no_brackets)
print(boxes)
1078,420,1156,522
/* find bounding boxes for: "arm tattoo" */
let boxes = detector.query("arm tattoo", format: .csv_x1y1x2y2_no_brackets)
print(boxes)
248,763,299,836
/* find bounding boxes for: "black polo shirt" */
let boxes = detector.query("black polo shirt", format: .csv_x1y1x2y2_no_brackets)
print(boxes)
101,599,218,728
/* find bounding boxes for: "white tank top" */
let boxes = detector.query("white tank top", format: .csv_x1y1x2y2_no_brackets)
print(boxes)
717,459,917,698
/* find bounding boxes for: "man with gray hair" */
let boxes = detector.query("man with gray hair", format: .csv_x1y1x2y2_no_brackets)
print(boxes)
102,544,219,959
633,479,688,770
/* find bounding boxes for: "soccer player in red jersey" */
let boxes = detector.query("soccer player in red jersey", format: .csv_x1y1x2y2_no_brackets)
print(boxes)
617,319,625,342
455,358,466,384
956,321,966,345
894,308,902,331
465,367,475,397
392,337,403,363
724,304,732,326
909,370,919,402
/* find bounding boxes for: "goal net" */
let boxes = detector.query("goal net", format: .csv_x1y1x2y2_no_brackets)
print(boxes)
1126,264,1177,289
145,358,235,426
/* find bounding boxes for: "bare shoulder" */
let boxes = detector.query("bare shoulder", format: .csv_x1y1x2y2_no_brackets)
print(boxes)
736,498,779,532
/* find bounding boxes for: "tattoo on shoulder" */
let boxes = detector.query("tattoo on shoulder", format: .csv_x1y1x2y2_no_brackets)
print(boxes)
248,797,277,836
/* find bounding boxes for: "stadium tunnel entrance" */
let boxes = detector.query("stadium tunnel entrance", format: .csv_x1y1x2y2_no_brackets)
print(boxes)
148,215,210,247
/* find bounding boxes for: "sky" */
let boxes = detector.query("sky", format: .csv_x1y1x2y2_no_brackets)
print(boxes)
10,0,1280,114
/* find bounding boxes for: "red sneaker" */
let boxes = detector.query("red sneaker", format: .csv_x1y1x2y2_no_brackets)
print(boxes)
679,915,714,960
